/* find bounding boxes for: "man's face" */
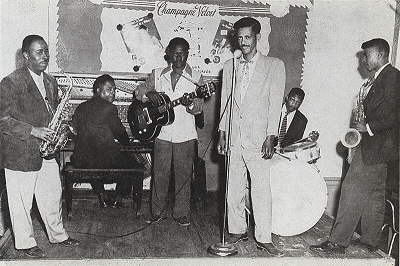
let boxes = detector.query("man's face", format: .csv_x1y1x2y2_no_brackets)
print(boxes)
99,81,116,103
237,26,259,56
170,45,189,69
363,46,380,72
286,94,303,113
23,40,49,75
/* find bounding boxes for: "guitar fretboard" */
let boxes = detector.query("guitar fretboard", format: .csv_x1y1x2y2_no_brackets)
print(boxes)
157,91,198,114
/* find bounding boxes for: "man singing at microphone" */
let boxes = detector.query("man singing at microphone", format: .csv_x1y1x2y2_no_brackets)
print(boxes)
217,17,286,256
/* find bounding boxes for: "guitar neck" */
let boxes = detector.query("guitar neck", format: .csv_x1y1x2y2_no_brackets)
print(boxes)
157,91,198,113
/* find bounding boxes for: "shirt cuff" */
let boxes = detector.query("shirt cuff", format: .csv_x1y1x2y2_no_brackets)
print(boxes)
366,123,374,136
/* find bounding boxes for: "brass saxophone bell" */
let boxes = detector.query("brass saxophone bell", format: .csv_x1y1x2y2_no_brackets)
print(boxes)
341,128,361,148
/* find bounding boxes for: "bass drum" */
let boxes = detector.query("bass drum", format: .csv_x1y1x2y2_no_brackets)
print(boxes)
270,159,327,236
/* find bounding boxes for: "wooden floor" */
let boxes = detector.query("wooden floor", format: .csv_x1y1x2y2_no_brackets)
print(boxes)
0,191,396,266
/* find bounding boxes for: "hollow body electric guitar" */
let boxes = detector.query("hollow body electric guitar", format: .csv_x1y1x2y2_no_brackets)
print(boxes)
128,82,216,141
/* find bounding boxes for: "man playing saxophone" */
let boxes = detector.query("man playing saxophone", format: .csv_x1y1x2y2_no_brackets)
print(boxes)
310,38,400,254
0,35,79,258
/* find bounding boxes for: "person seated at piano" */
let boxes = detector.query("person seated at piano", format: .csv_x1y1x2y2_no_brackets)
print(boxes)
70,74,135,208
275,87,318,150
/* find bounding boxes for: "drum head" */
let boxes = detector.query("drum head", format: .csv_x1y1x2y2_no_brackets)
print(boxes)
270,160,327,236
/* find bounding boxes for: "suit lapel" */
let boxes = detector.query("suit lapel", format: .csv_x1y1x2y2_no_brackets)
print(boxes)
241,56,268,113
233,60,242,109
24,68,51,115
43,73,56,109
364,65,390,113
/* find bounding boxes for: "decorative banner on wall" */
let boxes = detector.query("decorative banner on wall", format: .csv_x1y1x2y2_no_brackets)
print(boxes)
99,1,271,75
51,0,308,93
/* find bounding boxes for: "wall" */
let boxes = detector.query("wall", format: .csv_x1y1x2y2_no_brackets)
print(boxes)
301,0,396,215
0,0,50,79
0,0,398,216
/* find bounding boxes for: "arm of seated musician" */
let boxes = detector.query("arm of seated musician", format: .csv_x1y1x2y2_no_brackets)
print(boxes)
308,131,319,142
107,105,130,146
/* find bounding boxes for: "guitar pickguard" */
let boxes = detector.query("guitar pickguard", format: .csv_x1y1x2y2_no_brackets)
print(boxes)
128,94,174,141
128,82,215,141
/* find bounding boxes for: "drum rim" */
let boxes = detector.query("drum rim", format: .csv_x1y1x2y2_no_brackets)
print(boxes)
282,141,317,152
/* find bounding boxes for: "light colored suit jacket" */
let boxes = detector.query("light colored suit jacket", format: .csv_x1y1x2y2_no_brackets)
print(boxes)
219,53,285,150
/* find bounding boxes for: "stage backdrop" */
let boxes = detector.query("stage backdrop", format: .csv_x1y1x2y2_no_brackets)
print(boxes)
48,0,310,191
49,0,309,94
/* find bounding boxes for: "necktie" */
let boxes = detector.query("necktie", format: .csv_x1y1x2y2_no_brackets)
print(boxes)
362,76,374,99
278,112,289,146
240,61,251,103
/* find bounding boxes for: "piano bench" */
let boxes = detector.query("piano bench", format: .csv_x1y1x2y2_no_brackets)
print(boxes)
63,162,146,219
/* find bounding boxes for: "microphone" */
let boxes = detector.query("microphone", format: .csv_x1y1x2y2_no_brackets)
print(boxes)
233,49,242,59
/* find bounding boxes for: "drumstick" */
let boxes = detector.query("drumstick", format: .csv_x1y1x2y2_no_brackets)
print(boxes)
274,151,292,160
293,136,310,144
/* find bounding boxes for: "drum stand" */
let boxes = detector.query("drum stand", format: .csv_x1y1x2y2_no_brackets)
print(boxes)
207,51,241,257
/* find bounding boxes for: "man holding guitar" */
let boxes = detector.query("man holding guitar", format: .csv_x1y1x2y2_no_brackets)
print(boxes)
135,37,204,227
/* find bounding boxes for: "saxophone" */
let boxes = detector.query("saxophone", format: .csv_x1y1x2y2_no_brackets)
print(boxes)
39,72,73,159
341,76,374,149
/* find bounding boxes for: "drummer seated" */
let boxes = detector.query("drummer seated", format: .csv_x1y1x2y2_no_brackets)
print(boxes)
275,88,308,149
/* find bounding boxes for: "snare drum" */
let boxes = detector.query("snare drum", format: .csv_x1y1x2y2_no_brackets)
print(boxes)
282,141,320,163
270,159,327,236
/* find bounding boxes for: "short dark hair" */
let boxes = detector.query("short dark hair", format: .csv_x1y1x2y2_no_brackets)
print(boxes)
22,35,45,53
234,17,261,35
167,37,190,51
93,74,115,94
287,87,305,100
361,38,390,57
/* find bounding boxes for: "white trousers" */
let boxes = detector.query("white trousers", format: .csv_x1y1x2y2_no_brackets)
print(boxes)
5,159,69,249
227,147,272,243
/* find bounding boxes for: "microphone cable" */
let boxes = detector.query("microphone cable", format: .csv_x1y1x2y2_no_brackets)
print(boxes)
64,67,235,239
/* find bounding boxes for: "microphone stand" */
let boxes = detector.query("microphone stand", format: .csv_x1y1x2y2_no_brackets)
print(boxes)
207,52,240,256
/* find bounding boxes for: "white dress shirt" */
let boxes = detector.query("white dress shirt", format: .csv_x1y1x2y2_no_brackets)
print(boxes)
28,69,46,100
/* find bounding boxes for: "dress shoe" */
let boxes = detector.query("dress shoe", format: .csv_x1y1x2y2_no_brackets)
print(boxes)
309,240,346,253
350,238,378,252
255,241,284,257
175,216,190,226
20,246,47,258
58,237,80,247
146,214,163,224
224,232,249,245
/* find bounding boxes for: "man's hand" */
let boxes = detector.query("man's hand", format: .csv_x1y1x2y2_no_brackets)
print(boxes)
309,131,320,142
217,131,226,155
31,127,55,142
186,98,203,115
355,121,367,132
181,93,194,107
145,91,163,106
261,135,275,159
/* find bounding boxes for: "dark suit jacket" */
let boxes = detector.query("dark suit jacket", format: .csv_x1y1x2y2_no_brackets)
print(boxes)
274,108,308,148
280,109,308,148
361,64,400,165
0,67,58,171
71,95,130,169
